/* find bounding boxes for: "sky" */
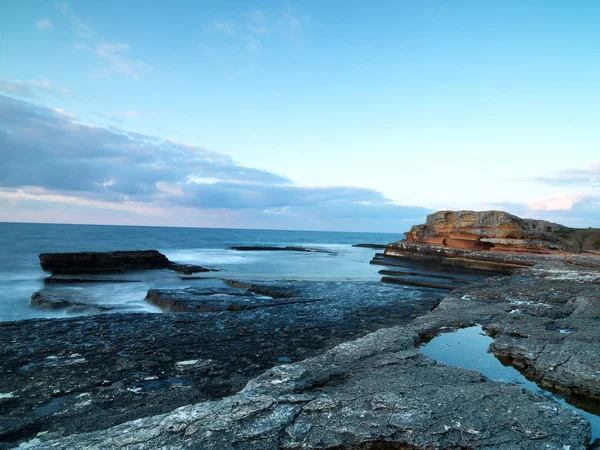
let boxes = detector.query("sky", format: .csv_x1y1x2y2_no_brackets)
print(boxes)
0,0,599,232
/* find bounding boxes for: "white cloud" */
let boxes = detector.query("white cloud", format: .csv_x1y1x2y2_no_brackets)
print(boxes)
51,108,76,119
96,43,149,80
528,194,583,212
36,19,53,31
123,110,141,118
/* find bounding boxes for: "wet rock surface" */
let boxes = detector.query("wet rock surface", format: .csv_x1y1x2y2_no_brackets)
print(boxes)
39,250,217,275
414,261,600,402
145,284,313,313
351,243,388,249
229,246,336,255
0,280,440,448
3,262,599,449
22,322,591,449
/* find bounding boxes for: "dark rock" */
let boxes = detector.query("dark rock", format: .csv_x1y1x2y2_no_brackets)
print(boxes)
0,279,442,448
30,292,73,310
222,279,296,298
39,250,171,273
381,276,457,290
7,263,599,449
169,263,218,275
44,276,140,284
30,292,119,315
229,246,336,255
145,287,320,313
351,243,388,249
38,250,218,275
25,320,591,449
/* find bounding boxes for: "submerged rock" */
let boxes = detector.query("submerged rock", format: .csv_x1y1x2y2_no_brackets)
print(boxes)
222,279,296,298
38,250,217,275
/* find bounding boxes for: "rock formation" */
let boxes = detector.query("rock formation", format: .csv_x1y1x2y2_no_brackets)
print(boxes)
382,210,600,274
39,250,217,275
404,210,567,253
12,260,600,449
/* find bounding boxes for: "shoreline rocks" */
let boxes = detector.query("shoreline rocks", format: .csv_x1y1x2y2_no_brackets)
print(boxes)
2,262,599,448
380,211,600,274
229,246,336,255
39,250,217,275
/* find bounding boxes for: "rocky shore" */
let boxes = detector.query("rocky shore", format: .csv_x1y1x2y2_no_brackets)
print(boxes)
1,211,599,449
2,260,596,449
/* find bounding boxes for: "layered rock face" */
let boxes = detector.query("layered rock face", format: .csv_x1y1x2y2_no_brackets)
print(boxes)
384,210,600,274
405,210,567,253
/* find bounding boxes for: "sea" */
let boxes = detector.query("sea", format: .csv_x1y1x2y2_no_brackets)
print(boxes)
0,222,403,323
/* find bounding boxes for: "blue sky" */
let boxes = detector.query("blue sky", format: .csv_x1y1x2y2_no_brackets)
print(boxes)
0,1,599,231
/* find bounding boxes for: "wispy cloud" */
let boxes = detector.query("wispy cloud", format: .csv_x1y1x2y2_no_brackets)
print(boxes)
30,78,52,91
0,95,430,230
56,1,94,39
205,7,308,55
246,10,269,35
123,110,142,118
537,162,600,187
36,19,53,31
0,80,34,97
57,2,149,80
0,78,70,97
205,21,236,35
91,111,125,123
95,43,149,79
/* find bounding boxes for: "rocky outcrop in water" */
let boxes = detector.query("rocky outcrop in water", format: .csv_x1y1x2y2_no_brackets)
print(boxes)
229,246,336,255
39,250,217,275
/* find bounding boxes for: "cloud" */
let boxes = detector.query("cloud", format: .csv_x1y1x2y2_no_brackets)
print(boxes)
205,7,307,56
527,194,584,212
205,21,236,35
0,80,34,97
0,95,430,230
123,110,142,118
57,3,148,80
246,10,269,35
36,19,53,31
537,162,600,187
96,43,149,79
56,1,94,39
0,78,70,98
30,78,52,91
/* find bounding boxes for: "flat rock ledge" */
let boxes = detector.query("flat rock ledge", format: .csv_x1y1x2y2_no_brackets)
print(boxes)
24,325,590,450
21,261,599,449
39,250,217,275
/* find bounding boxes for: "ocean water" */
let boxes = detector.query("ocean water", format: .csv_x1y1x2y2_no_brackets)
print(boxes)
0,222,404,322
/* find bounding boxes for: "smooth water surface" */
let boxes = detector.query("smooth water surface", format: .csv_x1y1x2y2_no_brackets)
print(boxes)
421,326,599,442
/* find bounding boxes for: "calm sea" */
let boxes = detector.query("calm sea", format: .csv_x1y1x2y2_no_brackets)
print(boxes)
0,222,404,322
